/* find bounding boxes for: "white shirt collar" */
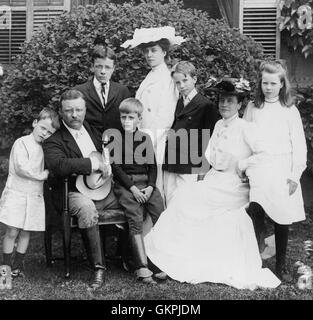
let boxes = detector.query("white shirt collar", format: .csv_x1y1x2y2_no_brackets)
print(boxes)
222,113,239,127
151,62,168,73
63,120,85,139
183,88,197,104
93,76,110,91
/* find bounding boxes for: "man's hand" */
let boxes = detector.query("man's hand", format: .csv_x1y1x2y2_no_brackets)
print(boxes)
98,161,110,177
287,178,298,196
89,151,110,177
130,185,146,204
141,186,153,201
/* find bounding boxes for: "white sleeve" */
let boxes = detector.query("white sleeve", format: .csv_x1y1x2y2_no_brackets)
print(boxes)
288,106,307,182
151,79,178,131
204,120,220,166
238,121,265,171
204,138,212,165
242,101,254,122
13,139,48,181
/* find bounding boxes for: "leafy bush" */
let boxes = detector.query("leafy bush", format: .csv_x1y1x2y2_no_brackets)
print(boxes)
295,86,313,173
0,0,264,145
0,158,9,178
278,0,313,58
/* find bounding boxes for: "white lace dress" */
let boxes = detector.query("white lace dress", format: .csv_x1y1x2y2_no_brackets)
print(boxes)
144,116,281,289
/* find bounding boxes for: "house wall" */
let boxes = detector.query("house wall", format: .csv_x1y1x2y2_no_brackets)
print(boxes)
281,43,313,87
183,0,221,19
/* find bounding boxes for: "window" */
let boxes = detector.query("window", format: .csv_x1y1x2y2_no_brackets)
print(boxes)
239,0,280,58
0,0,70,64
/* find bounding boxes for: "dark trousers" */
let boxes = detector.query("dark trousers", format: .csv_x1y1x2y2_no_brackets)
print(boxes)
114,174,164,235
246,201,290,271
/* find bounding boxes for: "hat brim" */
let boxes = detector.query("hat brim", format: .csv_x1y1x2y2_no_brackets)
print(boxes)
205,87,250,96
76,174,112,201
121,37,185,49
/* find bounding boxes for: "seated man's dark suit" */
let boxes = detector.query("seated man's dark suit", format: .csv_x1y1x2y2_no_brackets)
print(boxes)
43,121,100,203
74,79,131,142
43,121,120,280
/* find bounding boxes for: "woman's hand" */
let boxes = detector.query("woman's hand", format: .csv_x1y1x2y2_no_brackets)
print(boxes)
287,178,298,196
130,185,146,204
235,161,248,183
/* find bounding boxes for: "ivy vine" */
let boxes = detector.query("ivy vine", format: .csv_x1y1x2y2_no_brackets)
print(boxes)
278,0,313,57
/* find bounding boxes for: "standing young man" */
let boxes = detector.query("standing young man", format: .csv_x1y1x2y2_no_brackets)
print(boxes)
74,46,131,142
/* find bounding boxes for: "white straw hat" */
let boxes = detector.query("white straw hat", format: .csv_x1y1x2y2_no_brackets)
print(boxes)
76,152,112,200
121,26,185,49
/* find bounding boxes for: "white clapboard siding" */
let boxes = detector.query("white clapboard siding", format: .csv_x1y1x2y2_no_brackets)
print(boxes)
239,0,280,58
0,0,70,64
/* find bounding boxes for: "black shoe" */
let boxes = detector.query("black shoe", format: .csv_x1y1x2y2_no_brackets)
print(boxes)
275,267,292,282
90,268,105,290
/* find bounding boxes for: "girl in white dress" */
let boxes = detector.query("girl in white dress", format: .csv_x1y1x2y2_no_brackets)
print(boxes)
144,78,281,289
243,60,307,280
121,26,185,199
0,108,59,277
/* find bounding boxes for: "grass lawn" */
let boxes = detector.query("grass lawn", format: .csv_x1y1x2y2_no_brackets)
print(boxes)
0,173,313,300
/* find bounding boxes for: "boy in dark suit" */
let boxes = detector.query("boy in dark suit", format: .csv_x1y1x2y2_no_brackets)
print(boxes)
74,46,131,143
112,98,164,284
163,61,219,205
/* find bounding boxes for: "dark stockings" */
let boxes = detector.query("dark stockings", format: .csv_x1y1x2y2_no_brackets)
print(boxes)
247,201,290,279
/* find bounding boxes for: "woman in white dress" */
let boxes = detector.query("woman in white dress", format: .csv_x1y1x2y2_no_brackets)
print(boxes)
121,26,185,198
144,78,281,289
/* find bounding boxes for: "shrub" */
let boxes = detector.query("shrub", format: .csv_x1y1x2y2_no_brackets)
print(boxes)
0,0,264,145
278,0,313,58
0,158,9,178
295,86,313,173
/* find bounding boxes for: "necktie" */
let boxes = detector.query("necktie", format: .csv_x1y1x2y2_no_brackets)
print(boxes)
75,130,82,140
101,83,106,107
183,96,189,107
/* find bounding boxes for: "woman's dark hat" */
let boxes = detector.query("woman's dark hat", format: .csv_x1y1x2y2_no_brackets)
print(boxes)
205,77,251,96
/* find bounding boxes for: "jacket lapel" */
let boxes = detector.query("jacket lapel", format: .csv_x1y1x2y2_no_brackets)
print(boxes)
178,93,201,117
105,81,118,111
175,98,185,118
60,123,83,158
86,79,104,109
84,121,102,150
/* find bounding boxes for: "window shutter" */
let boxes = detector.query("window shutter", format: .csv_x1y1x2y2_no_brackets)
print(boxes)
0,3,26,64
0,0,70,65
239,0,280,58
33,1,70,33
